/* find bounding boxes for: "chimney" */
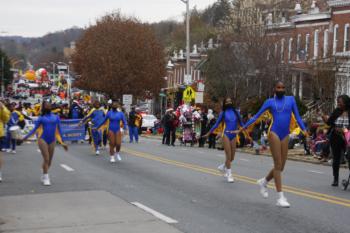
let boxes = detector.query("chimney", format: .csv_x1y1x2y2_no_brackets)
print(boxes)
295,1,302,14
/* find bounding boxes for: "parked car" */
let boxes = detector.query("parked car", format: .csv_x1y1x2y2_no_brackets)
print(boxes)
141,114,157,131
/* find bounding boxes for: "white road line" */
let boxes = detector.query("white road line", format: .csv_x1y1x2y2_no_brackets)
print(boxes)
308,170,324,174
181,148,188,151
196,151,204,154
60,164,75,172
216,154,224,158
131,202,178,224
239,158,250,162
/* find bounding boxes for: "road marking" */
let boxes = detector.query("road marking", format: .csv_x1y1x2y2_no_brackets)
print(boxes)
308,170,325,174
123,148,350,208
60,164,75,172
196,150,205,154
239,158,250,162
181,148,188,151
131,202,178,224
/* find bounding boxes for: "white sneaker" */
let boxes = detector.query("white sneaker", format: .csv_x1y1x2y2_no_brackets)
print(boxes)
6,149,11,153
96,150,100,155
1,148,6,152
110,156,116,163
116,153,122,161
43,175,51,186
257,178,269,198
11,150,16,154
227,174,234,183
217,164,226,174
276,197,290,208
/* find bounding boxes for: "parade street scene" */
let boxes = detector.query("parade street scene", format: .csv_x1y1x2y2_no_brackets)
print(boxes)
1,1,350,233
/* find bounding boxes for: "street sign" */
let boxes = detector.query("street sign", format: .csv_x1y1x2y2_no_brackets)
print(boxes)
195,92,204,104
183,86,196,103
184,74,192,85
57,65,68,70
197,81,205,92
123,94,133,105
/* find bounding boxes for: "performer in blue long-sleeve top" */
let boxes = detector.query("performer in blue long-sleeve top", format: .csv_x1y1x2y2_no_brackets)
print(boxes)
239,81,307,208
79,100,105,156
95,100,128,163
204,97,244,183
21,101,68,186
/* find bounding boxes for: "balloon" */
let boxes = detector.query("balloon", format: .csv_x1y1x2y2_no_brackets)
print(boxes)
24,70,36,81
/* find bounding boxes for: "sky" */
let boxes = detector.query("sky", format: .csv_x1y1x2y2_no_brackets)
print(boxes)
0,0,218,37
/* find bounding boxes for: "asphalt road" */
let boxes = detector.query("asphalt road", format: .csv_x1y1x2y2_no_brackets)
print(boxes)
1,137,350,233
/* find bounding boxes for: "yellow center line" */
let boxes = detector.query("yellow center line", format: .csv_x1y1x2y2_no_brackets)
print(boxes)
122,148,350,208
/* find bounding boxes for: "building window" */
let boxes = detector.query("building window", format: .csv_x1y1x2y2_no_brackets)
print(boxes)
306,34,310,59
281,39,285,62
333,24,339,55
288,38,293,61
323,29,329,58
344,24,350,52
297,34,301,61
314,30,319,59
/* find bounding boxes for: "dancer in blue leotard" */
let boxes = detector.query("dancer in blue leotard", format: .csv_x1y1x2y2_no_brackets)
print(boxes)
238,81,307,208
21,101,68,186
96,101,128,163
204,97,244,183
79,100,105,155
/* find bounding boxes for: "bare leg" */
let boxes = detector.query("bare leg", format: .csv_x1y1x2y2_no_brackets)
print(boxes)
38,139,50,174
47,143,55,169
116,132,122,152
109,132,116,156
266,132,283,192
222,136,233,169
230,139,237,162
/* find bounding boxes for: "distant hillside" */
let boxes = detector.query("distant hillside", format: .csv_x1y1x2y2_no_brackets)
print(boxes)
0,27,84,69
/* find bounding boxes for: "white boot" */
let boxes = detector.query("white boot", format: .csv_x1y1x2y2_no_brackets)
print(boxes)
116,153,122,161
43,174,51,186
257,178,269,198
110,155,116,163
276,192,290,208
226,169,234,183
217,164,226,174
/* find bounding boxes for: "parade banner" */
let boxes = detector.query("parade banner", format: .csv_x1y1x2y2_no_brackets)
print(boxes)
60,119,86,141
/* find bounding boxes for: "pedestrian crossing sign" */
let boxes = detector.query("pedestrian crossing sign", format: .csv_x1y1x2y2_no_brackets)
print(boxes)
183,86,196,103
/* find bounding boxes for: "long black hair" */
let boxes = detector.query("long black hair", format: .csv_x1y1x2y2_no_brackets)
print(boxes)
327,95,350,128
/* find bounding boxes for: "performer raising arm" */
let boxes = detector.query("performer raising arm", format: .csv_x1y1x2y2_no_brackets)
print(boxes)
238,81,307,208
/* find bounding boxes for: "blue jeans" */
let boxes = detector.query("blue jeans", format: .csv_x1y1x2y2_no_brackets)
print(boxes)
129,126,139,143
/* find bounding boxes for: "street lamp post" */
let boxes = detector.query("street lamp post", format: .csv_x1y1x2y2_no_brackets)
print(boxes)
180,0,191,84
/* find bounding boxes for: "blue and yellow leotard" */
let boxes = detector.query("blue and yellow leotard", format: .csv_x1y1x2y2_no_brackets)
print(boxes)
81,107,105,127
23,113,65,145
243,96,306,140
209,108,244,141
96,110,128,133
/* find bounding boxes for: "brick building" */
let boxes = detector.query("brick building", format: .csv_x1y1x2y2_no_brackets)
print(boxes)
267,0,350,102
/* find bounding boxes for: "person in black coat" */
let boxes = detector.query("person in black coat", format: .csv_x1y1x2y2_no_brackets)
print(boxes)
323,95,350,187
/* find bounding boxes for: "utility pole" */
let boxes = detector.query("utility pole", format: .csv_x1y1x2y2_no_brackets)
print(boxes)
180,0,191,84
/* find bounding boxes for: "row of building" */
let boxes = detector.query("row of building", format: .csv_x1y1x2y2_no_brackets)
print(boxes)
164,0,350,111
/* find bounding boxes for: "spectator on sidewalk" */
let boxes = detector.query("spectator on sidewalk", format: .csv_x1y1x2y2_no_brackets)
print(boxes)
207,109,217,149
0,101,10,182
128,107,142,143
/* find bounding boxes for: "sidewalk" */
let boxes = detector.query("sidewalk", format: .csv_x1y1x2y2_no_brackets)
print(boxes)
0,191,183,233
141,135,347,167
